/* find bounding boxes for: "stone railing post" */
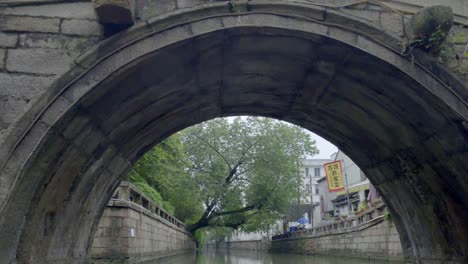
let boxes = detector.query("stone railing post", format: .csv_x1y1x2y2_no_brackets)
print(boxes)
119,181,131,201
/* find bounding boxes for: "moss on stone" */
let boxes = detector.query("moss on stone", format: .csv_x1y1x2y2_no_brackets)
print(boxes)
407,5,454,55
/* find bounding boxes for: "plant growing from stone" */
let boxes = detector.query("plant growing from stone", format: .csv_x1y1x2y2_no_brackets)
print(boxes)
383,208,392,223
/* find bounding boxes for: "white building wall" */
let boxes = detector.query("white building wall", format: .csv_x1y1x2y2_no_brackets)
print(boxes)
228,231,265,241
301,159,332,204
318,178,336,214
227,220,284,241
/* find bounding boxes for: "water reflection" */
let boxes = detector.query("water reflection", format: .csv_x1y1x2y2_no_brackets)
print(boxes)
156,250,403,264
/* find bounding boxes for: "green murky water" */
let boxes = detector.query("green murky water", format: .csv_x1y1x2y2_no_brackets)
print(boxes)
156,250,403,264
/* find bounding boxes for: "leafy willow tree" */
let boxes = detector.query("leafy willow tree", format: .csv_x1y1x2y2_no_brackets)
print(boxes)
181,117,318,233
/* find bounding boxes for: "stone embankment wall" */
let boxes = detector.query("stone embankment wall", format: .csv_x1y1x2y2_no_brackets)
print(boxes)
209,204,402,261
271,204,403,260
91,182,195,264
271,218,402,260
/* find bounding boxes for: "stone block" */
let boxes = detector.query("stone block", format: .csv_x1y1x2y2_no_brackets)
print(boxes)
0,16,60,33
0,96,29,124
90,246,117,258
107,154,131,175
94,228,103,237
0,32,18,48
129,209,140,220
0,49,5,70
367,3,385,11
371,236,380,243
380,13,404,36
99,217,123,228
62,72,98,104
123,218,137,227
104,208,125,218
18,33,99,52
62,114,91,140
341,8,380,23
0,72,54,98
61,19,103,36
135,0,176,20
327,27,358,45
6,48,74,74
71,125,105,155
93,236,126,248
0,2,97,20
190,18,223,35
390,234,401,242
177,0,205,9
119,227,131,238
143,238,152,248
39,96,72,126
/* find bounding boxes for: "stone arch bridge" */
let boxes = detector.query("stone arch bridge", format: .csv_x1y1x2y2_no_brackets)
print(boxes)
0,0,467,263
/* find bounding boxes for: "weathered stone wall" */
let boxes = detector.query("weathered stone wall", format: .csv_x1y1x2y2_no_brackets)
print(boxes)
209,206,402,261
0,2,103,151
91,200,195,264
270,218,403,261
0,1,466,185
0,1,467,264
1,1,467,177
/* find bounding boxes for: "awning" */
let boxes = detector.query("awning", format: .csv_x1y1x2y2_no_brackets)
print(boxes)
333,198,360,206
336,182,369,195
332,192,358,204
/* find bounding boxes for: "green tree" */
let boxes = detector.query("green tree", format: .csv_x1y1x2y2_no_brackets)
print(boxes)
127,134,204,221
181,117,318,233
127,117,318,236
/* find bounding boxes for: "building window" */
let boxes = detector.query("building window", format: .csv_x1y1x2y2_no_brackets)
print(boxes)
305,184,310,193
315,187,319,195
314,168,320,177
305,168,309,177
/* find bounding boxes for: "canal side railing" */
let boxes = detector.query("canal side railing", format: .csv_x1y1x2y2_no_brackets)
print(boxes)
272,202,387,241
92,181,195,261
110,181,187,231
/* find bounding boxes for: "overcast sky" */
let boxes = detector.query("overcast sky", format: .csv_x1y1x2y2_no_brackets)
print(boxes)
308,132,338,160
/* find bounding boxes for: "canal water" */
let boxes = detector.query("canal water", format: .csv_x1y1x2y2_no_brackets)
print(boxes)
156,250,403,264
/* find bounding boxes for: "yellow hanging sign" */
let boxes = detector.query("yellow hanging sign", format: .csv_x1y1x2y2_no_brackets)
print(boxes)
324,161,345,192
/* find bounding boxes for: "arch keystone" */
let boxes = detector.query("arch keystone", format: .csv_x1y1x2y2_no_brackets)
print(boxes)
92,0,135,34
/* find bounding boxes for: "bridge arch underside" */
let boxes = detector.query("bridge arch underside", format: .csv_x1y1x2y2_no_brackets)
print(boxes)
0,12,467,264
